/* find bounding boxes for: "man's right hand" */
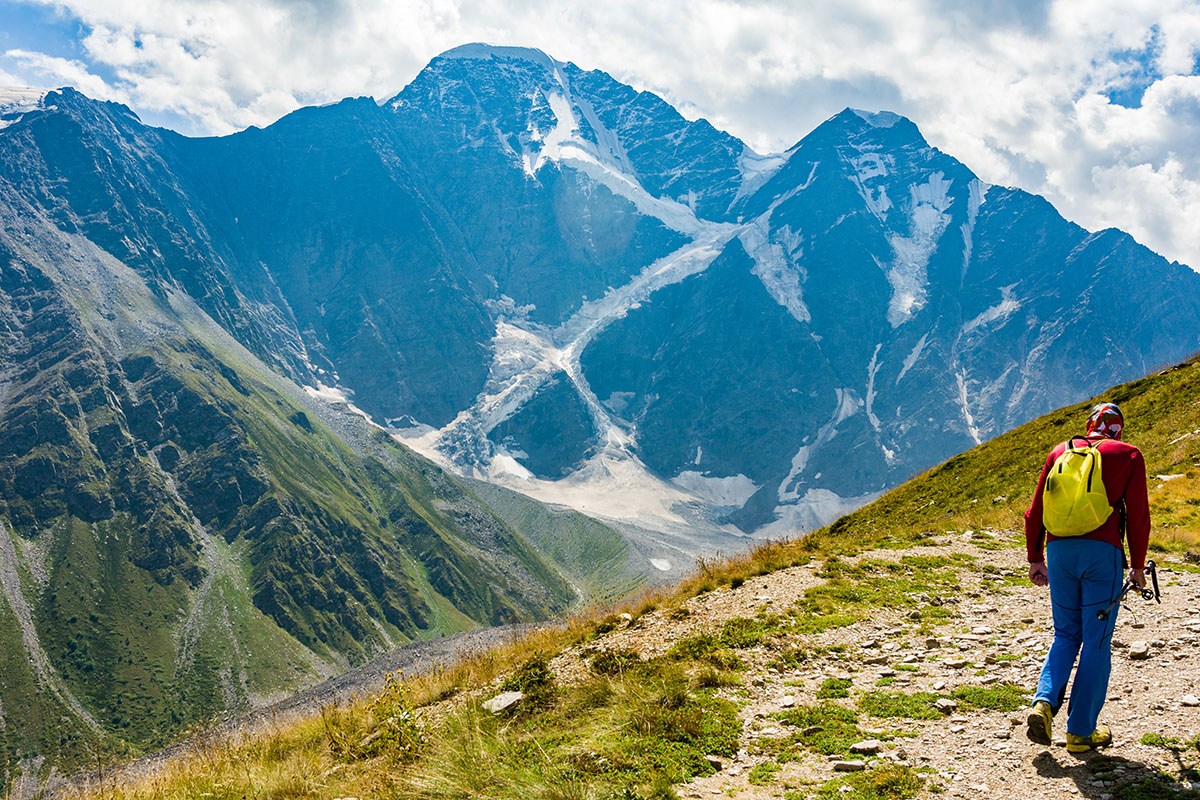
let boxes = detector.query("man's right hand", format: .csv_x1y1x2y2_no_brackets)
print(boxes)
1029,562,1049,587
1130,567,1147,589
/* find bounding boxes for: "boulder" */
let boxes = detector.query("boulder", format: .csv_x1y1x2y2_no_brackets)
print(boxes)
482,690,524,714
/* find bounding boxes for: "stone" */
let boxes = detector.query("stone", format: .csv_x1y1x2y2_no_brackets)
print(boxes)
994,729,1011,740
945,659,969,669
933,681,947,691
864,655,889,665
972,626,992,635
903,655,919,664
924,637,941,649
704,755,726,771
482,691,524,714
1129,641,1151,660
984,653,997,664
803,726,825,736
1131,621,1145,629
1182,695,1200,707
850,739,883,754
618,612,633,625
879,669,896,677
934,698,959,713
833,760,867,772
781,695,796,708
1021,617,1035,624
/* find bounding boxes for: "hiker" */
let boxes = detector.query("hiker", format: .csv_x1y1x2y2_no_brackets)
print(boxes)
1023,402,1150,752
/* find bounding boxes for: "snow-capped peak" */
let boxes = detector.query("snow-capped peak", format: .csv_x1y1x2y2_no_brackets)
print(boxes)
850,108,902,128
436,43,560,71
0,87,50,131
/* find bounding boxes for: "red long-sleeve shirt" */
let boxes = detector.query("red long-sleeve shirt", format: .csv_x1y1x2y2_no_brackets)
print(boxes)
1024,435,1150,570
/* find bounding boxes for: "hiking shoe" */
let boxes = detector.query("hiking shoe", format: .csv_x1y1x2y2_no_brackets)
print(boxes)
1066,725,1113,753
1025,700,1053,745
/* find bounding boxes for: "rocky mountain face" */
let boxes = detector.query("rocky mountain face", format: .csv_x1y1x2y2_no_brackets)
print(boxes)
2,43,1199,787
0,87,601,786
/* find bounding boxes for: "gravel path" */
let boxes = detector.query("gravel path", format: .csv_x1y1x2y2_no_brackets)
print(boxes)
547,530,1200,799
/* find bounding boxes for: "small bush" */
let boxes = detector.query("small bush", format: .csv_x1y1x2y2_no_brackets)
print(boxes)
817,678,853,699
950,684,1025,712
321,672,422,761
816,764,924,799
747,761,781,785
692,667,741,689
591,649,644,675
774,704,866,756
858,690,944,720
499,655,557,711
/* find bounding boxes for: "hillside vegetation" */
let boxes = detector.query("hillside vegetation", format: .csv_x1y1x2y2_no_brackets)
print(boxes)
57,355,1200,800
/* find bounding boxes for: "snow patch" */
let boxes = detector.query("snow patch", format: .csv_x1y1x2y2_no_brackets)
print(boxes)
882,172,953,327
865,343,883,431
0,87,49,131
851,109,902,128
438,43,558,70
734,146,788,202
763,488,882,536
671,471,760,508
962,284,1020,335
959,178,989,279
739,162,818,324
650,558,672,571
956,371,983,445
896,334,928,384
778,388,862,501
304,382,384,431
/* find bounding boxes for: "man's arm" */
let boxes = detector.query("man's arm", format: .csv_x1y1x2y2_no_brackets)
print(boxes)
1024,452,1054,572
1124,448,1151,577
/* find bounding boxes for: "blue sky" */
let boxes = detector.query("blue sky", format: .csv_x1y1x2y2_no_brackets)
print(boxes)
2,0,1200,271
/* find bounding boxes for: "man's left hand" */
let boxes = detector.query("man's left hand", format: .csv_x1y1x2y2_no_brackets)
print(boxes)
1029,562,1049,587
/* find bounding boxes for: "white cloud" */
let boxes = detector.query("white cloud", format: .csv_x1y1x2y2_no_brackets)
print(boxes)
2,0,1200,269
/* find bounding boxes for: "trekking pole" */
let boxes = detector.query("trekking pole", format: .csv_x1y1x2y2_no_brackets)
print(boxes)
1096,560,1160,621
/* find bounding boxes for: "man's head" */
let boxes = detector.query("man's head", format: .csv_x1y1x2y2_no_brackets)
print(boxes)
1086,402,1124,440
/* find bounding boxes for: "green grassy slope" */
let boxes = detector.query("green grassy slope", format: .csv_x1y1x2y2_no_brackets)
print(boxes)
0,230,576,788
806,354,1200,557
465,479,647,603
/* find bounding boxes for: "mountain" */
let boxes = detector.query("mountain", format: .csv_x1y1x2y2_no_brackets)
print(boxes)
0,87,628,786
378,46,1200,537
2,42,1200,788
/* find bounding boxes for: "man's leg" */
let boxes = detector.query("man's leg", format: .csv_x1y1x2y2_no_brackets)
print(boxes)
1065,541,1124,737
1035,540,1083,713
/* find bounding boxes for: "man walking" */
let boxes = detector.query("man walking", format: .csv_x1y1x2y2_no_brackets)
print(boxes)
1023,402,1150,752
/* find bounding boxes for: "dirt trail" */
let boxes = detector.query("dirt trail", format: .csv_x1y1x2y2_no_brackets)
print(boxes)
554,531,1200,799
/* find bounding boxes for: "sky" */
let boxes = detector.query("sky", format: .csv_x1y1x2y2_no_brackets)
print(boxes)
2,0,1200,271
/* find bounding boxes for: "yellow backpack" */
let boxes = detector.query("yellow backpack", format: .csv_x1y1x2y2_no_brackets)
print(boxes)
1042,437,1113,536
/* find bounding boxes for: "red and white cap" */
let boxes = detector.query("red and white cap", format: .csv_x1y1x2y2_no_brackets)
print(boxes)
1086,402,1124,440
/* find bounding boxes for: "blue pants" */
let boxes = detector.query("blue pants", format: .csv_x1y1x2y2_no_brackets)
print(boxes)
1033,539,1125,737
